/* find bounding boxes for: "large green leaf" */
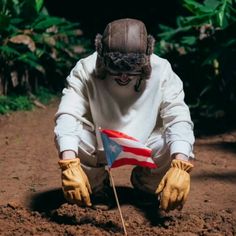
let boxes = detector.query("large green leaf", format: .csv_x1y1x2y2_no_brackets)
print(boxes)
180,13,214,26
158,26,191,40
183,0,214,15
216,0,228,27
10,17,24,25
0,45,20,56
158,24,173,31
204,0,220,9
35,0,44,13
17,52,45,73
33,17,66,30
59,22,80,30
181,36,197,45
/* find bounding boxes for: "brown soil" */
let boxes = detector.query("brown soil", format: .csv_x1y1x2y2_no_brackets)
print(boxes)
0,99,236,236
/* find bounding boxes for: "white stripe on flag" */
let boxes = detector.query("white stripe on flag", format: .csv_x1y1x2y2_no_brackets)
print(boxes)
109,137,148,149
115,151,155,164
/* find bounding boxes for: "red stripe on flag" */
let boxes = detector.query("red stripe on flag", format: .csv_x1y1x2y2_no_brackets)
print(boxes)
122,146,152,157
111,158,157,169
101,129,139,141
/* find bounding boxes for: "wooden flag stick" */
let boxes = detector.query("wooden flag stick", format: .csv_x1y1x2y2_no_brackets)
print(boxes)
108,168,128,236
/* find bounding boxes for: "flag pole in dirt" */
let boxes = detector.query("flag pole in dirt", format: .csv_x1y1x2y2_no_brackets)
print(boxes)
99,127,157,235
106,166,128,236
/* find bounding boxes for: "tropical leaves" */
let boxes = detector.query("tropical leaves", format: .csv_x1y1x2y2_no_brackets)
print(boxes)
156,0,236,130
0,0,89,95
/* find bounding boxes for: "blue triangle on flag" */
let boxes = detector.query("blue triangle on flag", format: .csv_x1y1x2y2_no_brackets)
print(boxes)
101,133,122,167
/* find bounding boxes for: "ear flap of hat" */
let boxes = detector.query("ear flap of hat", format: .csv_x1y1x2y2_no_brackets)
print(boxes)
95,33,103,56
146,35,155,55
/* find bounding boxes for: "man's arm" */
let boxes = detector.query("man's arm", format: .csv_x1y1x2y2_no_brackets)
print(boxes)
160,61,195,159
54,113,81,159
61,150,77,159
54,60,93,206
156,61,195,211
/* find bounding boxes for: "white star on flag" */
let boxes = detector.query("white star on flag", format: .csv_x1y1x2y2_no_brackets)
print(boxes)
109,144,117,153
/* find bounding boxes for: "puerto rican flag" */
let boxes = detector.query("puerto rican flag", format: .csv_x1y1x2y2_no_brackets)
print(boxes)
100,129,157,169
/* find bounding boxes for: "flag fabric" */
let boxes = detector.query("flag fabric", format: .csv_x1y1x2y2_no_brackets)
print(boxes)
100,129,157,169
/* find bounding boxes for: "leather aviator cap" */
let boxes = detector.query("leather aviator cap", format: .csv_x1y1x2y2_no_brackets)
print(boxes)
102,18,148,54
95,18,155,91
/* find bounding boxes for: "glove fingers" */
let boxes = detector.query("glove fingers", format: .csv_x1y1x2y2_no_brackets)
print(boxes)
175,191,184,210
169,191,185,211
167,189,178,211
64,190,82,204
160,187,171,211
177,190,184,202
156,177,165,194
79,166,92,194
80,188,92,206
176,185,190,211
74,191,87,206
182,184,190,205
173,181,190,211
86,181,92,194
66,189,92,207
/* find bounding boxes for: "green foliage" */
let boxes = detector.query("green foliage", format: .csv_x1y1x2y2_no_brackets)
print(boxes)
0,95,33,114
156,0,236,132
35,86,55,104
0,86,55,114
0,0,90,95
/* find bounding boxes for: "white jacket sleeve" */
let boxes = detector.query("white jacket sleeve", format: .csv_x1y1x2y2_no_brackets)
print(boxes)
54,114,82,154
54,60,92,154
160,61,195,158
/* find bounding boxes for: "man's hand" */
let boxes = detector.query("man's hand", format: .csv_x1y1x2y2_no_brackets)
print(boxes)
156,159,193,211
58,158,92,206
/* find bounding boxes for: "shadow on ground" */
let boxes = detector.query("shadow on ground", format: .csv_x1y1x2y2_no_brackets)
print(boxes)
30,188,65,215
30,186,169,226
114,186,169,226
192,170,236,182
196,141,236,153
216,142,236,153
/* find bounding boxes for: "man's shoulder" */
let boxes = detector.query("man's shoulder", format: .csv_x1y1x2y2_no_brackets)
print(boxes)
74,52,97,73
150,54,170,71
150,54,169,67
80,51,97,64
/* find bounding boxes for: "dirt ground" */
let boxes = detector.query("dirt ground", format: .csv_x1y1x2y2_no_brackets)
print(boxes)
0,99,236,236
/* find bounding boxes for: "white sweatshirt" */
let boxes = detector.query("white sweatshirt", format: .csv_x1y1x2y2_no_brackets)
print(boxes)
54,52,195,158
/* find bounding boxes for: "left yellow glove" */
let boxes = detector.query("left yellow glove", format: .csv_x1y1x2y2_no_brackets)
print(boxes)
58,158,92,207
156,159,193,211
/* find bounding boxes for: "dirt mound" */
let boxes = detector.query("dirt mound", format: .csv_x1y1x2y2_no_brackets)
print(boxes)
0,202,235,236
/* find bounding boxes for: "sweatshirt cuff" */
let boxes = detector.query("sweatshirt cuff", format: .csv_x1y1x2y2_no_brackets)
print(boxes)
57,136,79,155
170,141,192,158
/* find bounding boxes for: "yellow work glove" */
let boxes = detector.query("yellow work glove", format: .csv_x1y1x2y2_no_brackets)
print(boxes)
58,158,92,206
156,159,193,211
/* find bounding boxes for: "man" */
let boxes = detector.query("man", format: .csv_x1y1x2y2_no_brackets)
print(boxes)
54,18,195,211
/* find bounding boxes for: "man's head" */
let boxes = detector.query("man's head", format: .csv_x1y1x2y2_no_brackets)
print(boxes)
95,18,155,91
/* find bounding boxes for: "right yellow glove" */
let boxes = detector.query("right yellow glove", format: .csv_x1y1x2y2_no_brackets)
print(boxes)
156,159,193,211
58,158,92,206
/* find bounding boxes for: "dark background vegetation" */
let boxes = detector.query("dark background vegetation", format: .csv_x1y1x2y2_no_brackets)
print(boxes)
0,0,236,135
44,0,185,39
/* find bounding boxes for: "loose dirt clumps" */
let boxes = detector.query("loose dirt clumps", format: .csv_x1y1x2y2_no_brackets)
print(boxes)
0,203,235,235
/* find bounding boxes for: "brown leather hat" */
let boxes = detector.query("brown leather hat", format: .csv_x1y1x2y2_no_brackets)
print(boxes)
96,18,154,57
102,18,148,54
95,18,155,90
